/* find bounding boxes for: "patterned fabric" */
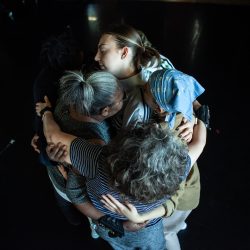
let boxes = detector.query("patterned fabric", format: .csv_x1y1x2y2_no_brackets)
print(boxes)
46,101,112,202
113,54,174,129
70,137,191,227
149,69,205,128
141,54,175,83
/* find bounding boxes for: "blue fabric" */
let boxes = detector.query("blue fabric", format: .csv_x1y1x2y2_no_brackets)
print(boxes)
96,219,167,250
149,69,205,128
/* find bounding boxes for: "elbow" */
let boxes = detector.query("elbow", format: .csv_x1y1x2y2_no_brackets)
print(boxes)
44,131,55,144
44,131,61,145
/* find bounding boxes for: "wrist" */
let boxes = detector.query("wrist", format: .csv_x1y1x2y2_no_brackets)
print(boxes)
136,214,148,223
40,106,53,119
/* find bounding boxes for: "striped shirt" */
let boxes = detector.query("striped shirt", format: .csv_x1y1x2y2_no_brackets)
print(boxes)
70,137,191,227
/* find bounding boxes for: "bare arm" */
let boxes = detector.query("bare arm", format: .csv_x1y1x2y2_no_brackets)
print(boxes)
42,111,75,164
35,96,76,164
188,119,207,167
101,194,166,223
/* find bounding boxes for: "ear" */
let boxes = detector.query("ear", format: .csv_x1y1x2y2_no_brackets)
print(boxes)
158,107,166,114
156,106,166,115
121,47,129,59
100,106,111,117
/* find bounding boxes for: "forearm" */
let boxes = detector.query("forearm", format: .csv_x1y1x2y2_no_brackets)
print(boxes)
137,205,166,223
42,111,76,164
42,111,64,143
137,196,180,222
188,119,206,166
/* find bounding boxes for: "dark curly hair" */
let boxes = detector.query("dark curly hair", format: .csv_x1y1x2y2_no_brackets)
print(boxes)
105,122,189,203
40,27,83,71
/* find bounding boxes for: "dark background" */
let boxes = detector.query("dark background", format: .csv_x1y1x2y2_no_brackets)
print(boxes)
0,0,249,249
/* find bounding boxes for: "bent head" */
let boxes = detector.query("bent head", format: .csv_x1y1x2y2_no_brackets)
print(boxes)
144,69,205,128
40,29,84,71
95,24,160,79
106,122,189,203
142,82,168,118
58,70,124,119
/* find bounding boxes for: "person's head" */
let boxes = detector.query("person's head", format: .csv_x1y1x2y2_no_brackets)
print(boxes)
106,122,189,203
95,24,161,79
58,70,124,119
143,69,205,128
40,28,84,71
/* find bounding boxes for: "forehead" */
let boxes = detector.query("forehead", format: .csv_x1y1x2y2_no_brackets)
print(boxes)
98,34,117,47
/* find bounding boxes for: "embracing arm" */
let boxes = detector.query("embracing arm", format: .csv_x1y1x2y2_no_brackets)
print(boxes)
101,194,167,223
42,111,76,164
188,119,207,167
35,96,76,164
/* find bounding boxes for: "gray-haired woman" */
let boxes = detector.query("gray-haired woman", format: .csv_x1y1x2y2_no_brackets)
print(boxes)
38,70,124,238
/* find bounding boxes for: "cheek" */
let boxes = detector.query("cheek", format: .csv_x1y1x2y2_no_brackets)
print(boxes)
106,51,121,65
115,101,123,114
102,54,115,68
144,92,155,109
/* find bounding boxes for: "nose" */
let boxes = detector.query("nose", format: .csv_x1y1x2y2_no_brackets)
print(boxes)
94,50,100,62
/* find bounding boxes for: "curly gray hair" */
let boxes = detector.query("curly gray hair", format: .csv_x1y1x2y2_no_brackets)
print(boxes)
105,122,189,203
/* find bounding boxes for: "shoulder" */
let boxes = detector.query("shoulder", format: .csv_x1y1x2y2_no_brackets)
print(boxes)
141,54,175,82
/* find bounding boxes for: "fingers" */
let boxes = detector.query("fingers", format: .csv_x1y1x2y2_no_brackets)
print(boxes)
35,96,52,116
177,119,194,142
102,204,116,213
35,102,46,116
179,130,193,142
34,148,40,154
35,104,42,116
31,134,40,153
46,142,67,162
101,194,125,212
124,201,136,212
44,95,52,107
106,194,124,208
176,122,189,132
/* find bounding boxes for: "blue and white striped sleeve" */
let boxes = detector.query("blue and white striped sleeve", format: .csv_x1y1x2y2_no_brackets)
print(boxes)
70,137,103,178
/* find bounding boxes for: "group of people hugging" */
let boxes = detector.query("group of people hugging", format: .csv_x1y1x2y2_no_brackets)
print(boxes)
31,23,209,250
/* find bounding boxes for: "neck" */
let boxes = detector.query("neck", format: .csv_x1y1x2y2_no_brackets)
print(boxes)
69,107,104,123
118,65,139,80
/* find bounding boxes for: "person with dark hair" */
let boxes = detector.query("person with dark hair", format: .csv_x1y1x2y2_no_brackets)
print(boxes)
31,27,84,155
30,28,86,227
34,97,206,249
